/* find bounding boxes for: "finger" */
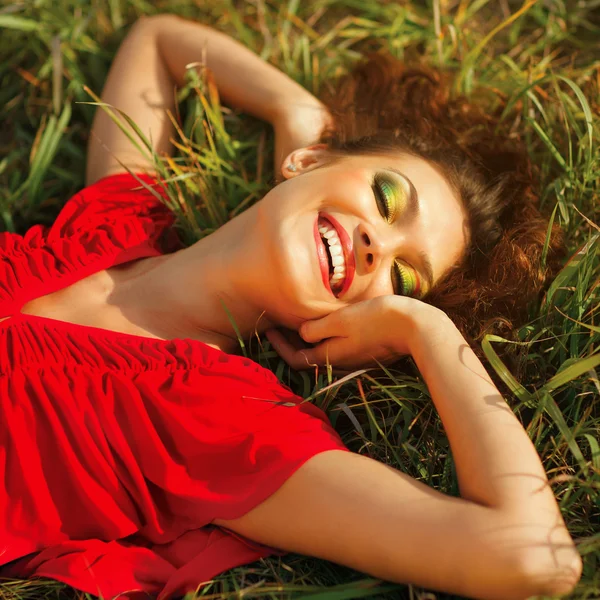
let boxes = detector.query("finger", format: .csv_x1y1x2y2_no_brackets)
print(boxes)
266,329,320,370
299,308,352,343
294,337,349,370
265,328,311,355
279,327,311,351
309,337,393,372
268,330,351,371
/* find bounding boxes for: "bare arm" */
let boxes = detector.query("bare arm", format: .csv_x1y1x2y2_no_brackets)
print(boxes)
214,305,582,600
86,14,328,185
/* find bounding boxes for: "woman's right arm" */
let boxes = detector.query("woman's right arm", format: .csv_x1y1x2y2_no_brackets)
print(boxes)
87,14,328,184
214,304,582,600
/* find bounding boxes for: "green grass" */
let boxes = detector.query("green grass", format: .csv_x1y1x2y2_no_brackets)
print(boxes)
1,0,599,599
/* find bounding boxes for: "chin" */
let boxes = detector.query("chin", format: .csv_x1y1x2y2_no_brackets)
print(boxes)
265,271,330,331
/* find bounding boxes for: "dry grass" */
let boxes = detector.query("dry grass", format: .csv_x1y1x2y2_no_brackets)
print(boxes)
0,0,598,598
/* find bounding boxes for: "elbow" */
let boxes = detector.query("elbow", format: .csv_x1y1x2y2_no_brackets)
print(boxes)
126,14,185,67
513,543,582,599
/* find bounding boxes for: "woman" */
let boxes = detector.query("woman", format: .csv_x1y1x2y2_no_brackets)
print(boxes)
0,13,582,600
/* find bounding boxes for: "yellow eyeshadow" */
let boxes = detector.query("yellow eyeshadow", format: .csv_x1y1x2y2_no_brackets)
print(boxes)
402,268,419,297
375,175,408,223
394,261,421,298
375,173,422,298
397,174,411,198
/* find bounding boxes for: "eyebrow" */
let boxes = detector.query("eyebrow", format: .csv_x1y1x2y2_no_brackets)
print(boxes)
385,167,435,292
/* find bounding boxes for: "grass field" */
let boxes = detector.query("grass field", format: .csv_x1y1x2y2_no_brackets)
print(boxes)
1,0,599,599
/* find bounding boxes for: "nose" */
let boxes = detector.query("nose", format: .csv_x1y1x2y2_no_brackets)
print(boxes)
356,222,386,274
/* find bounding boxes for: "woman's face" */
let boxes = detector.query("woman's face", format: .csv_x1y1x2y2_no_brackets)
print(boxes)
248,146,469,327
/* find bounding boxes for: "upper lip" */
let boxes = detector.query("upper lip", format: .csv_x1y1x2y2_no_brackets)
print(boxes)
319,212,356,298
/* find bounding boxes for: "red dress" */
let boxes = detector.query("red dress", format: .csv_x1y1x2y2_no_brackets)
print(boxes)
0,173,349,599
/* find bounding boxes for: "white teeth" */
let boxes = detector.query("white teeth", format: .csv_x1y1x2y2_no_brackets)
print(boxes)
331,264,346,289
318,217,347,292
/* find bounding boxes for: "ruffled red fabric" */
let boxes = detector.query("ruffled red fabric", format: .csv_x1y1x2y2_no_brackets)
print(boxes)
0,173,349,599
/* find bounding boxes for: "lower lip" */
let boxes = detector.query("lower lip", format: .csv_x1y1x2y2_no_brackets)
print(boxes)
314,218,335,296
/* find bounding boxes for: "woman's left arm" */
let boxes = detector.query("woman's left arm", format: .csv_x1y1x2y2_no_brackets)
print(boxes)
87,14,329,185
270,295,579,521
223,298,581,598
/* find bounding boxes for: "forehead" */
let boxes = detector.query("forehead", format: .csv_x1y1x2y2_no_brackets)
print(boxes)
341,152,470,284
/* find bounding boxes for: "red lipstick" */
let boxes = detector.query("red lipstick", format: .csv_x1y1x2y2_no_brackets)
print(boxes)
320,213,355,298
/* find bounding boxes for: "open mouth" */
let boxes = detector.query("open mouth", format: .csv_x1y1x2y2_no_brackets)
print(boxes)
318,216,347,296
314,213,355,298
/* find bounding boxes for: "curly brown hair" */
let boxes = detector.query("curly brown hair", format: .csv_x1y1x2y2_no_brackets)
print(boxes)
318,54,563,342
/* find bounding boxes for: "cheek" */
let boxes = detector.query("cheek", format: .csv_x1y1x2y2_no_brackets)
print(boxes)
355,268,394,303
341,173,371,201
323,170,371,201
374,269,394,298
339,171,367,188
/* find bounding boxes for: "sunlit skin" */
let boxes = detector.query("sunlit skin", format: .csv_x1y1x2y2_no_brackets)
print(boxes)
108,147,468,352
257,147,468,316
27,14,580,600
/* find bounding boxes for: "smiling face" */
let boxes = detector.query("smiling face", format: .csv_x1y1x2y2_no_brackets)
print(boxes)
248,146,469,327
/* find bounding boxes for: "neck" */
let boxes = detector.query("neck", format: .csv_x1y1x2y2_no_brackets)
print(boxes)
109,205,278,353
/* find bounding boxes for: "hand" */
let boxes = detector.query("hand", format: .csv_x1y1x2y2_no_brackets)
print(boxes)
265,296,446,372
273,100,332,179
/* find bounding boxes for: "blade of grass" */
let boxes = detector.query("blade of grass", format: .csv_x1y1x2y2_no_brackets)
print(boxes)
481,335,536,408
538,391,588,472
541,352,600,393
0,14,39,31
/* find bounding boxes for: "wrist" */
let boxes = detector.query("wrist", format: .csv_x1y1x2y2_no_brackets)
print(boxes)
396,302,459,359
273,96,330,136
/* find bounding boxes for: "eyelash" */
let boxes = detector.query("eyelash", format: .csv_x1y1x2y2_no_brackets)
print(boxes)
392,261,409,296
372,174,414,297
373,175,397,223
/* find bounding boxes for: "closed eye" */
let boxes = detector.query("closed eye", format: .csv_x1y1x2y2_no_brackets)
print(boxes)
372,173,420,297
372,174,399,223
394,259,423,297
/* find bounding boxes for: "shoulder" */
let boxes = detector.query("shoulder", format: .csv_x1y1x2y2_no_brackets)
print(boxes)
52,172,173,237
47,172,181,262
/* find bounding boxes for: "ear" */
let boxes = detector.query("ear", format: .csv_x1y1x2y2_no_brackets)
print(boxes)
281,144,330,180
